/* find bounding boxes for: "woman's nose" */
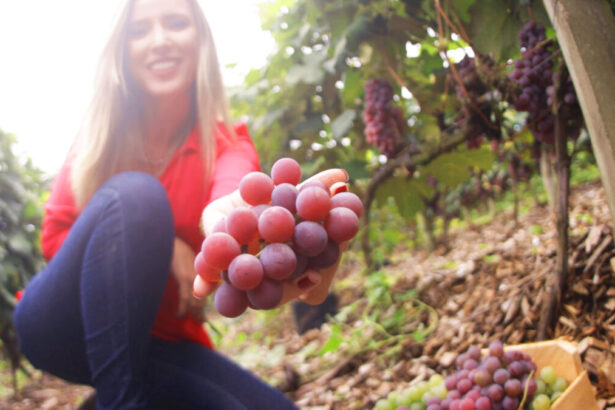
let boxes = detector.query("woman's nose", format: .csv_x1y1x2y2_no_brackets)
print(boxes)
150,24,171,50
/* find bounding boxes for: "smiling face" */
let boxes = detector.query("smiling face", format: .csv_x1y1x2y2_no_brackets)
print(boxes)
126,0,199,98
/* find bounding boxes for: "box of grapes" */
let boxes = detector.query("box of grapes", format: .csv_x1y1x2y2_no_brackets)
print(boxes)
374,339,600,410
510,339,599,410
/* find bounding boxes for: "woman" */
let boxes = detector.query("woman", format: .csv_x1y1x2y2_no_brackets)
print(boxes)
13,0,346,408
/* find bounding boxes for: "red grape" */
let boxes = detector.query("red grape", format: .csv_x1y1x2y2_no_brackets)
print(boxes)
271,183,298,214
260,243,297,280
308,240,340,269
324,207,359,242
247,278,283,310
258,206,295,243
296,186,331,222
271,157,301,185
226,207,258,245
194,252,221,282
330,192,363,217
239,172,274,205
214,283,248,318
228,253,264,290
293,221,328,257
201,232,241,270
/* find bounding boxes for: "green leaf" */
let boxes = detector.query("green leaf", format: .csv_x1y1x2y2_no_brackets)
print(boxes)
286,64,325,86
375,177,425,219
331,110,356,140
466,0,522,61
8,232,32,256
452,0,478,23
320,323,344,355
341,70,363,106
423,147,494,189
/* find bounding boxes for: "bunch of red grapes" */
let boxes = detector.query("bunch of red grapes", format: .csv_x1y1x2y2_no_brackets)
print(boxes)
363,78,406,159
510,22,583,145
509,22,555,144
194,158,363,318
438,341,538,410
455,56,500,151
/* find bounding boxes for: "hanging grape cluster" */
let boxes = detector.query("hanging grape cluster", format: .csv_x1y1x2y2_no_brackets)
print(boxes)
510,22,583,144
455,56,501,151
509,22,555,144
363,78,406,159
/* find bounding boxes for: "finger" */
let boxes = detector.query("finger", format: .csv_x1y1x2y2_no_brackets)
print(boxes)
330,181,348,195
201,190,248,236
176,293,188,317
300,169,348,190
297,241,349,305
296,270,323,303
188,298,206,322
193,275,219,299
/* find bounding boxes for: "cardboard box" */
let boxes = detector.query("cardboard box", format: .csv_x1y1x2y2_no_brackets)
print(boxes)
509,339,600,410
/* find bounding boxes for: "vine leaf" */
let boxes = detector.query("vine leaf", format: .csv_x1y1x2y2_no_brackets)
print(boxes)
331,110,357,140
422,146,494,188
374,177,426,219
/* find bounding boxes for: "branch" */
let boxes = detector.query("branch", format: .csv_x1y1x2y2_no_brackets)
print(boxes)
361,132,468,267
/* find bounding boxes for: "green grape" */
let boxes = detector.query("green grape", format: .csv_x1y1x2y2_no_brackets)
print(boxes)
535,379,547,395
396,389,415,407
531,393,551,410
551,377,568,393
428,374,444,387
388,392,400,405
430,384,448,400
408,386,423,402
415,381,430,396
540,366,557,385
551,391,563,403
421,391,433,404
374,398,394,410
409,403,426,410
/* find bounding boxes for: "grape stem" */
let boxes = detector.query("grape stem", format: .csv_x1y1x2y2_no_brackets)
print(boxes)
517,369,535,409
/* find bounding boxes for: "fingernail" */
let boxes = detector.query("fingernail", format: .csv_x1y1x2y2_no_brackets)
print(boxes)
330,181,348,195
341,168,349,181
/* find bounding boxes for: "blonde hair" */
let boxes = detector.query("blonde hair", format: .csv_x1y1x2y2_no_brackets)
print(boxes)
71,0,233,207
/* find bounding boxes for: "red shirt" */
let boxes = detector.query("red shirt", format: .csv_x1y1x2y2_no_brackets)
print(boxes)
41,122,260,348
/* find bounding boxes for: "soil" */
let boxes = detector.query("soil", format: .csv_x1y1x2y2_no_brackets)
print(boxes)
1,180,613,409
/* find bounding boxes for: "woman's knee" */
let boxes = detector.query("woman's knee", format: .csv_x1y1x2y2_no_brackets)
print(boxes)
101,172,171,220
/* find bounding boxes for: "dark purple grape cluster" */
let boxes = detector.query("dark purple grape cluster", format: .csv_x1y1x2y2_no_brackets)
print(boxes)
511,22,555,140
509,22,555,143
455,56,501,150
363,78,406,158
510,22,583,144
438,341,538,410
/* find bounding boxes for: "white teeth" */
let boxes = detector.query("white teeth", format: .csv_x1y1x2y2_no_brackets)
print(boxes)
150,60,178,71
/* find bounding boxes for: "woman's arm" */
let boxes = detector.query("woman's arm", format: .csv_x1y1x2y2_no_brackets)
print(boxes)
41,156,79,261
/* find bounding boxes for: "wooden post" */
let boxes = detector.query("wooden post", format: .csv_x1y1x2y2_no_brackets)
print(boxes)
542,0,615,233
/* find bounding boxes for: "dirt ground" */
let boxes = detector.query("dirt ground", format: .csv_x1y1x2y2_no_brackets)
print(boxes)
1,180,614,409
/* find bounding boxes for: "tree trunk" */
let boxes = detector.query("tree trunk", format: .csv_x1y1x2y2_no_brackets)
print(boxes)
537,67,571,340
540,145,558,212
542,0,615,238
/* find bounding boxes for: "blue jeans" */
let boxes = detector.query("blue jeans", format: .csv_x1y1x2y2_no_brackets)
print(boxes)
13,172,297,410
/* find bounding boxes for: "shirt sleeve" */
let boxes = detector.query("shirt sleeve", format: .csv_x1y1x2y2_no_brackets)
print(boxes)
41,154,79,261
207,122,261,202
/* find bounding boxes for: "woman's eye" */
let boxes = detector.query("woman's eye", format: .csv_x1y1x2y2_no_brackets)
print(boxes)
128,24,148,38
167,18,189,30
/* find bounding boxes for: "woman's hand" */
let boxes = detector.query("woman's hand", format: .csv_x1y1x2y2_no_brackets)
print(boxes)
193,168,349,306
171,237,206,320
